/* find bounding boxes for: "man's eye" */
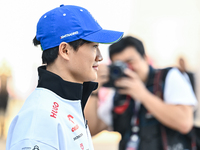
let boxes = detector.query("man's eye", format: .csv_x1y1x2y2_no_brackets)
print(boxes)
93,45,98,48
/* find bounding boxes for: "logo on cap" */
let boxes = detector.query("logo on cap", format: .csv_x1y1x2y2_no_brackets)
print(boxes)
60,31,79,39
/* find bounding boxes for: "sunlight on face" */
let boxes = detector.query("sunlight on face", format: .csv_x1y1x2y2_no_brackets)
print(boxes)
68,42,103,83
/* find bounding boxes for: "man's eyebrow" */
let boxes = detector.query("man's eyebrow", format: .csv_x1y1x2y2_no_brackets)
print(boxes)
93,43,99,47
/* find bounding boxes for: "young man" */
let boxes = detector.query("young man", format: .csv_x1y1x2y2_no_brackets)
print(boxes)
6,5,123,150
85,36,197,150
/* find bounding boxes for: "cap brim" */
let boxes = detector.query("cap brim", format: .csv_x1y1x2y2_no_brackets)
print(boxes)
81,29,124,44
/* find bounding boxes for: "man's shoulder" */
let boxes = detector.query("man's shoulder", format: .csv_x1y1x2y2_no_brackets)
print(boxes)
156,67,181,82
12,99,60,131
15,88,62,132
165,67,186,81
163,67,197,105
19,88,57,114
7,105,60,149
162,67,189,90
156,67,173,75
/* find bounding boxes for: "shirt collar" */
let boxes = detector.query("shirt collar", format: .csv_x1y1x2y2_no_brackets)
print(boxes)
37,66,98,110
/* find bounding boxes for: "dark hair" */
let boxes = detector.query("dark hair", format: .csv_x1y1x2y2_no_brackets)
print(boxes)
109,36,145,60
33,36,91,65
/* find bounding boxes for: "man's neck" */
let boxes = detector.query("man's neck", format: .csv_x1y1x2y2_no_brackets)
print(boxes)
46,63,83,84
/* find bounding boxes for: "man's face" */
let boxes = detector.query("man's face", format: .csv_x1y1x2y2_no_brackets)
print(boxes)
111,46,149,82
68,42,103,83
179,58,185,72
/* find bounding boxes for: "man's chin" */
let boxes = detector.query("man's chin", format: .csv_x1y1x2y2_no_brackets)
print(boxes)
81,76,97,82
85,74,97,82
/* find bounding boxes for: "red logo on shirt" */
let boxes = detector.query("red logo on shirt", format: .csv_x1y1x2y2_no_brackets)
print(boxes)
80,143,84,150
67,114,79,132
68,114,75,124
72,124,79,132
50,102,59,118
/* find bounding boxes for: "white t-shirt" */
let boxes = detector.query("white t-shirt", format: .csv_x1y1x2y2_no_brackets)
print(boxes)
6,88,94,150
164,68,197,105
98,68,198,126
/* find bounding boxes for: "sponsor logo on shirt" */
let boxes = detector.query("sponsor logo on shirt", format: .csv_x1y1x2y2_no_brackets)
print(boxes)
50,102,59,118
22,147,31,150
72,124,79,132
80,143,84,150
73,133,83,141
32,145,39,150
67,114,79,132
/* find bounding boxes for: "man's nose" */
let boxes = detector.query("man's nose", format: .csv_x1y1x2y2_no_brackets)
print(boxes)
96,48,103,62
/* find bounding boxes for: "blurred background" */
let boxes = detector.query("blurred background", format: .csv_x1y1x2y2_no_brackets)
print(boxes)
0,0,200,149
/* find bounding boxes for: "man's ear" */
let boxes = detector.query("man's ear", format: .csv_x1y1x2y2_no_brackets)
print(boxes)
58,42,71,60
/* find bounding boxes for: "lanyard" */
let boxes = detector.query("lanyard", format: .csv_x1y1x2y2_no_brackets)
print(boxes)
126,96,141,150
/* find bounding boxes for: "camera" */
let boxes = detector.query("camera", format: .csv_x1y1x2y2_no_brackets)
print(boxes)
103,61,127,88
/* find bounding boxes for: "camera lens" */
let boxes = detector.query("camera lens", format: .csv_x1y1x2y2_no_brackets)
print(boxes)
110,67,123,79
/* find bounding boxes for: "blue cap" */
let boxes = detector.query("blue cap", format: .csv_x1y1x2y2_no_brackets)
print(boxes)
36,5,124,50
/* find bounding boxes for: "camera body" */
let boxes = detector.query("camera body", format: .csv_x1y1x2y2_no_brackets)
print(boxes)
103,61,127,88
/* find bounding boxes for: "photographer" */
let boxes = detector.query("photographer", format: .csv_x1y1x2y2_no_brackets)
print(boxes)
84,36,198,150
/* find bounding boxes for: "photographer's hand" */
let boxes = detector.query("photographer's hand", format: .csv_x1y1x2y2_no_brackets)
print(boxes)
115,68,193,134
115,68,149,102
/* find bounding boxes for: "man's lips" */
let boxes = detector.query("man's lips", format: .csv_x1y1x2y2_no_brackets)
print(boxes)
93,65,99,70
